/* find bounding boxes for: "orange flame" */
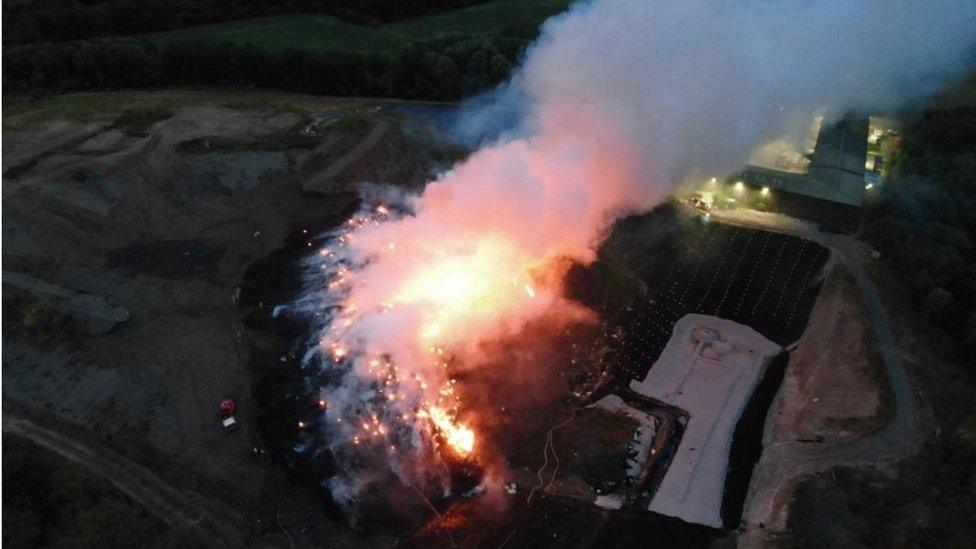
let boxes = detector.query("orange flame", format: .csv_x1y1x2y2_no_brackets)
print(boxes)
422,406,475,457
387,234,546,348
316,208,565,475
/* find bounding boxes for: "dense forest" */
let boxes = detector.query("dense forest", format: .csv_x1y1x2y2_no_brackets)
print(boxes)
3,0,490,44
862,89,976,362
3,33,520,101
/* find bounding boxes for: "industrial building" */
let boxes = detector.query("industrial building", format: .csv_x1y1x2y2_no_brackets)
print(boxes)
738,115,869,232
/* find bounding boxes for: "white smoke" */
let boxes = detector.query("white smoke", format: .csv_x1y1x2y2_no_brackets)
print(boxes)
495,0,975,185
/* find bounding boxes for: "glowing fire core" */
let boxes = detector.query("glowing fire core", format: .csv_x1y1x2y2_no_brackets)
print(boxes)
305,201,564,501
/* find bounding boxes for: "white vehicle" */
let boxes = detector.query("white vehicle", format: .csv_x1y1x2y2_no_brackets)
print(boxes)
689,195,712,211
221,416,239,431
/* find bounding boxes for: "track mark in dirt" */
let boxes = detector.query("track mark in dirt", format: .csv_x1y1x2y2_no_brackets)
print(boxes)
2,410,244,545
3,127,112,179
303,119,391,194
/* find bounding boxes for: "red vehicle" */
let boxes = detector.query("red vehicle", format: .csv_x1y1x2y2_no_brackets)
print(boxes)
219,398,238,431
219,398,236,417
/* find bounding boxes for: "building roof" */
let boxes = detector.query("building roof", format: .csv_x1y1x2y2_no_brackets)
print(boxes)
741,164,864,207
741,115,868,207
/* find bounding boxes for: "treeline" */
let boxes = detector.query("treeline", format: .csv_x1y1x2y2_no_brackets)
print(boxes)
862,100,976,361
3,0,490,44
2,33,518,101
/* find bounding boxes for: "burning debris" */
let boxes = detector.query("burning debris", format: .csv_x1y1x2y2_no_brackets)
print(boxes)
280,199,593,515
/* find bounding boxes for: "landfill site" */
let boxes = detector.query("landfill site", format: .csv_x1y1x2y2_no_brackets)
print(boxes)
3,92,900,547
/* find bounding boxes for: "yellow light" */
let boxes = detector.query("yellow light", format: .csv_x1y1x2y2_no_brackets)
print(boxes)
734,181,744,192
761,186,770,196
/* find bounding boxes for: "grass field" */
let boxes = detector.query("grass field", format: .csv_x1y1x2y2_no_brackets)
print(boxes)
148,0,573,56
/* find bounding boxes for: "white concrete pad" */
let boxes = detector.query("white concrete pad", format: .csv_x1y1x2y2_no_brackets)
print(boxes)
630,314,780,528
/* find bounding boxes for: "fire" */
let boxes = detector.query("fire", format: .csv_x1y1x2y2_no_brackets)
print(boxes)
301,196,588,510
390,234,544,346
422,406,475,457
282,0,962,517
301,92,645,509
305,208,564,483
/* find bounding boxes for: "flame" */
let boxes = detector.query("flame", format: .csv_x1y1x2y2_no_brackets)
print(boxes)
310,209,566,476
423,406,475,457
389,234,544,346
305,132,613,507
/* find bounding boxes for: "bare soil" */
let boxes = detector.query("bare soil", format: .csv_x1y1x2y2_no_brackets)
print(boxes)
783,255,976,548
2,91,458,545
770,264,893,442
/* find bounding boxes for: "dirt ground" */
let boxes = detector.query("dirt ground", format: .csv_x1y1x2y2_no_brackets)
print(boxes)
709,206,954,547
781,254,976,548
769,263,893,442
2,91,459,545
737,261,896,544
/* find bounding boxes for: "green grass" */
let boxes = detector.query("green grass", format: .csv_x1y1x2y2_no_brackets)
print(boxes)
149,14,406,55
385,0,572,40
147,0,573,56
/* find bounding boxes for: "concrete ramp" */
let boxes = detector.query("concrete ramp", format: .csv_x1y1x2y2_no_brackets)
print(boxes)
630,314,780,528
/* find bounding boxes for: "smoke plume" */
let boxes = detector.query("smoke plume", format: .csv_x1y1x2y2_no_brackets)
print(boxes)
295,0,976,517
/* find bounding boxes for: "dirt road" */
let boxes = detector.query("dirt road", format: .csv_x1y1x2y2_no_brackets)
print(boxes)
702,208,927,545
2,408,245,545
303,118,391,194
